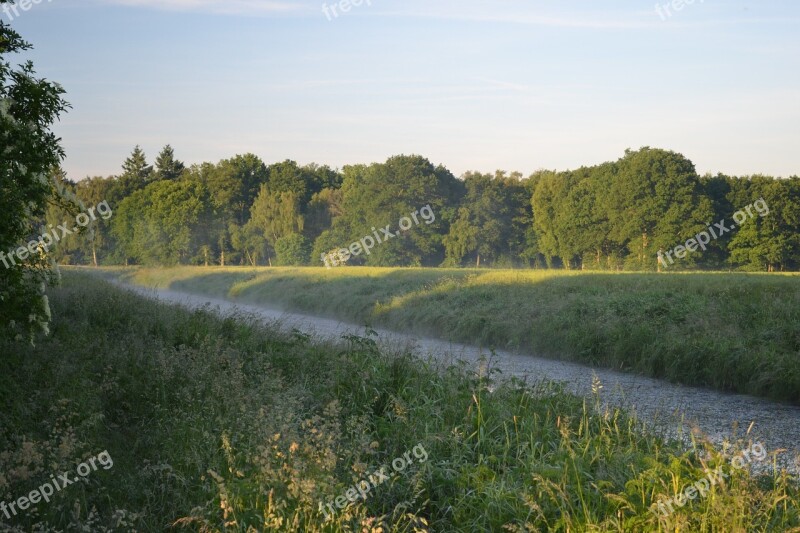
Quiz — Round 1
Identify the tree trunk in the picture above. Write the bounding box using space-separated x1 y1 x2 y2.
642 232 648 267
92 242 98 267
476 254 480 268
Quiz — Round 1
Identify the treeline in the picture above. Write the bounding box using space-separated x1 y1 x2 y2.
50 146 800 271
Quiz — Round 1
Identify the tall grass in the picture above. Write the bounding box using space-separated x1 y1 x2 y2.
114 266 800 404
0 272 797 531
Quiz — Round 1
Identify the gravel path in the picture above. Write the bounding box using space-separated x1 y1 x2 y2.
119 283 800 473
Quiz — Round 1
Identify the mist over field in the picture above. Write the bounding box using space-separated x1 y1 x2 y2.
2 1 800 531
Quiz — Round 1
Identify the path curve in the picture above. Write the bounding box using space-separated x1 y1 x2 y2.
118 282 800 473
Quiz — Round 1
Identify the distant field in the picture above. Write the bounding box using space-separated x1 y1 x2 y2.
104 266 800 404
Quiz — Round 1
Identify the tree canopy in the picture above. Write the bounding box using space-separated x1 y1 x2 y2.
42 145 800 273
1 6 71 341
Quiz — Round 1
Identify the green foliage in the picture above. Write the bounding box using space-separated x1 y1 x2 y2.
248 186 304 246
200 153 269 226
118 145 153 192
154 144 185 181
266 160 342 207
728 178 800 271
112 180 211 265
0 8 70 341
305 187 343 244
49 147 800 271
274 233 311 266
323 155 462 267
3 272 798 530
533 149 715 270
443 207 478 266
229 221 266 266
444 171 531 267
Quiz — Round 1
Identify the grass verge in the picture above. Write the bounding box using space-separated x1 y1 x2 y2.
0 271 797 531
109 266 800 404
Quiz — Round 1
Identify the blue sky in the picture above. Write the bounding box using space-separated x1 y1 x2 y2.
6 0 800 179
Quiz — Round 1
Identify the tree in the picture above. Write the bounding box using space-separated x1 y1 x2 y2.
266 160 343 208
442 207 478 266
555 166 616 270
274 234 311 266
154 144 185 181
108 145 153 209
120 145 153 189
186 154 269 265
74 176 117 266
604 148 713 270
531 170 568 268
0 7 71 341
248 186 304 249
43 171 83 265
325 155 461 266
229 222 266 266
698 173 735 268
729 178 800 271
206 154 270 226
112 180 210 265
444 171 531 267
305 187 343 244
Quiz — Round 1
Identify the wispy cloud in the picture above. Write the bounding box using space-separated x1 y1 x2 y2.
99 0 800 27
377 1 800 30
371 1 657 30
401 11 655 30
106 0 303 15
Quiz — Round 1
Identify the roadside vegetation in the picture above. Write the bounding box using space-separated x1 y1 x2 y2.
111 266 800 405
4 272 792 531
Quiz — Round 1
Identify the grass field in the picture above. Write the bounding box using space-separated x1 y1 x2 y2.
1 271 799 531
107 266 800 404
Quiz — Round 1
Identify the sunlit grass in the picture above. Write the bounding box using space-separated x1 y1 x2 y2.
102 266 800 404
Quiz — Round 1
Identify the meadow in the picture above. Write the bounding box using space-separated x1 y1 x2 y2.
1 271 798 531
109 266 800 404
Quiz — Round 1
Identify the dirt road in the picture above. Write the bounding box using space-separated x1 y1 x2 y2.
119 282 800 473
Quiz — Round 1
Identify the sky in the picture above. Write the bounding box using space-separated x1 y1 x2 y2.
5 0 800 180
